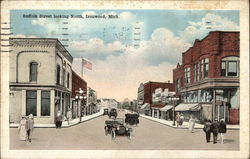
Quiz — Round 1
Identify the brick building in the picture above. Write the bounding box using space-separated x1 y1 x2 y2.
71 71 87 118
137 81 175 116
173 31 239 124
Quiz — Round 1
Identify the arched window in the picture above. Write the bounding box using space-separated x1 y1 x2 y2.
30 62 38 82
56 65 61 85
67 73 70 88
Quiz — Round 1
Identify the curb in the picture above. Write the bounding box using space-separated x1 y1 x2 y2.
10 113 102 128
140 115 240 130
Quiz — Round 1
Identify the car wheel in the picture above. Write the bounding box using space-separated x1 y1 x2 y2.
105 128 108 136
111 130 116 140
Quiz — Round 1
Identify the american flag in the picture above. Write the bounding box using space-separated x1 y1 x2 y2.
82 58 92 70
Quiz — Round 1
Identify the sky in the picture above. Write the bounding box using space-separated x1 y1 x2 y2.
11 10 239 101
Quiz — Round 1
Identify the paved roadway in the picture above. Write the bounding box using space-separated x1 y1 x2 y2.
10 110 239 150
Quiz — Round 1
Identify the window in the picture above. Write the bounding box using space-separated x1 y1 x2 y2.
194 64 197 82
176 79 180 92
67 73 70 88
228 61 237 76
26 90 37 116
200 60 204 79
197 63 200 81
41 91 50 116
221 61 226 76
204 58 209 78
30 62 38 82
221 56 239 77
56 65 61 85
184 67 190 84
62 69 65 86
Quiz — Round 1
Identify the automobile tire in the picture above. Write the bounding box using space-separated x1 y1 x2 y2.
111 130 116 140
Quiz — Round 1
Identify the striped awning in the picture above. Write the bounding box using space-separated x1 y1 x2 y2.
160 105 173 111
175 103 200 111
140 103 150 110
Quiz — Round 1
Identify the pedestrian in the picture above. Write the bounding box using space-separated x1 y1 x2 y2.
175 112 181 127
211 118 220 144
55 111 63 129
189 115 196 133
180 113 184 126
219 119 227 144
66 108 72 125
18 116 28 141
203 119 212 143
27 114 34 142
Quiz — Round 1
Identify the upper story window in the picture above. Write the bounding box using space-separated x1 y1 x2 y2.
67 73 70 88
184 67 190 84
221 56 239 77
204 58 209 78
30 62 38 82
56 65 61 85
62 68 65 86
176 78 180 92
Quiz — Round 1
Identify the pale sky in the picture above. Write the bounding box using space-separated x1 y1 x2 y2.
11 10 239 101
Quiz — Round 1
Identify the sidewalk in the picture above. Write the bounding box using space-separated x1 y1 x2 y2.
140 114 240 130
10 111 103 128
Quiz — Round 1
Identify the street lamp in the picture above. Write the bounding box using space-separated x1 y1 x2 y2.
168 95 180 126
75 88 86 122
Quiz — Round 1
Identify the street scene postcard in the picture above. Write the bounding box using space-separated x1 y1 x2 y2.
0 0 249 159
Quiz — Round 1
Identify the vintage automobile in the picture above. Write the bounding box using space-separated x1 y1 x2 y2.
109 108 117 119
103 108 109 116
104 118 133 140
125 113 140 126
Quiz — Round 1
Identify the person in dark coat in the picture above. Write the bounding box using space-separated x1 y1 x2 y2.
211 118 220 144
219 119 227 144
203 119 212 143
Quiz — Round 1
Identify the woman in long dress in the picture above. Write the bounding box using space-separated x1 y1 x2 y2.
189 115 196 133
18 116 28 141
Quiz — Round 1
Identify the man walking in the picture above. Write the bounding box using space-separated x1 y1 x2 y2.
219 119 227 144
26 114 34 142
203 119 212 143
211 118 220 144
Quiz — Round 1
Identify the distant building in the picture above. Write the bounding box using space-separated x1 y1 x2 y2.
137 81 175 116
9 38 73 124
71 71 87 118
173 31 239 124
98 98 118 110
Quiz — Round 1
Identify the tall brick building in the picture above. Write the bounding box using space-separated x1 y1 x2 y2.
71 71 87 118
173 31 239 124
137 81 175 116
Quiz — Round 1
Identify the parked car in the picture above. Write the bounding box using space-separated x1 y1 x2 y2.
103 108 109 116
109 108 117 119
104 118 133 140
125 113 139 126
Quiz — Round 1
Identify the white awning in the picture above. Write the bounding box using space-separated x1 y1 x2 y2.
160 105 173 111
175 103 200 111
140 103 150 110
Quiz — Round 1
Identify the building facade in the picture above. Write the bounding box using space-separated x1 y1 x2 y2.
137 81 175 116
71 71 87 118
173 31 239 124
98 98 118 110
87 87 98 114
9 38 73 124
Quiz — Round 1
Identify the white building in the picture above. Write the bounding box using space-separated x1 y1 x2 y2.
98 98 118 110
9 38 73 124
151 88 175 119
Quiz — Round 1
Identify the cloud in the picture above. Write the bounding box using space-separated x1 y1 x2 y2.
180 13 239 43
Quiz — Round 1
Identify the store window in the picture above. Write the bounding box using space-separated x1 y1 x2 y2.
26 90 37 116
221 56 239 77
41 91 50 116
30 62 38 82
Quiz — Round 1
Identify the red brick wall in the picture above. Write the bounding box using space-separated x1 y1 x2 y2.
143 82 175 105
173 31 239 86
72 71 87 97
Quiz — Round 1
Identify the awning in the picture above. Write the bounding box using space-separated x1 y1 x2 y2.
140 103 150 110
160 105 173 111
175 103 200 111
